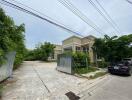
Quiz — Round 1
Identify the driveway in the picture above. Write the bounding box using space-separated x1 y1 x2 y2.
3 61 131 100
1 61 107 100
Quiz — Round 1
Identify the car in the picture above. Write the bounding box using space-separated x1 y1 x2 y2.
122 58 132 65
108 62 132 76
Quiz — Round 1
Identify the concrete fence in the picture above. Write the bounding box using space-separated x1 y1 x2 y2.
0 52 16 82
57 54 74 74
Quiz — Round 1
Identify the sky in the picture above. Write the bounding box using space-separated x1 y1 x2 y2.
0 0 132 49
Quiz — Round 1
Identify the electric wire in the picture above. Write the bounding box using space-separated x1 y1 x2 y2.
0 0 84 37
10 0 86 37
95 0 122 35
88 0 119 36
57 0 105 36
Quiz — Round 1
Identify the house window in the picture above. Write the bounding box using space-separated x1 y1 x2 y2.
76 47 81 52
83 47 89 53
64 47 72 52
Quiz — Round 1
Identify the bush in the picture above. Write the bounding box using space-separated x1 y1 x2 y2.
25 42 55 61
0 8 26 68
75 67 98 74
72 52 90 68
97 61 108 68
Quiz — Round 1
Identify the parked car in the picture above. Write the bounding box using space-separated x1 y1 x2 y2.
108 62 132 76
122 58 132 65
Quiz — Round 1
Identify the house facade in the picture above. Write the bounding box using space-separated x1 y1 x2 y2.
62 35 96 63
52 35 96 63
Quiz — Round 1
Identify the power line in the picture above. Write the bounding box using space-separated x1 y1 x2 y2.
94 0 122 35
57 0 105 36
87 0 119 36
10 0 65 26
95 0 120 28
0 0 84 37
9 0 85 37
126 0 132 4
62 0 105 36
0 0 104 47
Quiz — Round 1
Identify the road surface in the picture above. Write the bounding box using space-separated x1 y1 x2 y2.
2 61 104 100
80 73 132 100
1 61 132 100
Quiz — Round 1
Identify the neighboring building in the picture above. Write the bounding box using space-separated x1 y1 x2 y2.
53 45 62 60
62 35 96 63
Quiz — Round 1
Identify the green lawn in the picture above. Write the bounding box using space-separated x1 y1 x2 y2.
74 67 99 74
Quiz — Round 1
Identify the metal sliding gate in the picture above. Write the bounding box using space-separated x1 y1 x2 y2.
57 54 73 74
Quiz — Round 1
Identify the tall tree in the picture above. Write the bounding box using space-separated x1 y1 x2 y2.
0 8 26 68
93 34 132 63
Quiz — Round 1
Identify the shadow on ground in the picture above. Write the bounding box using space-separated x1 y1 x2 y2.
110 73 130 77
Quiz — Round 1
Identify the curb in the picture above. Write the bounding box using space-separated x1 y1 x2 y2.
74 71 108 80
77 74 109 98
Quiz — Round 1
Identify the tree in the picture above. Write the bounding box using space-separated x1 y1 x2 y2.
93 34 132 63
25 42 55 61
0 8 26 68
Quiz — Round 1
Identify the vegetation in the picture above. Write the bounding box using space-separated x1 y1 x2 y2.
74 67 98 74
25 42 55 61
63 51 90 68
63 52 93 74
93 34 132 64
97 60 109 68
72 52 90 68
89 72 107 79
0 8 26 69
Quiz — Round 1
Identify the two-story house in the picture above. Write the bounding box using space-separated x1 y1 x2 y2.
62 35 96 63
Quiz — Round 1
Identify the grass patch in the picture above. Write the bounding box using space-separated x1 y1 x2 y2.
89 72 107 79
75 67 99 74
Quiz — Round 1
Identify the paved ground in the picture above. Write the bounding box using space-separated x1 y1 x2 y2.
1 61 107 100
80 74 132 100
2 61 132 100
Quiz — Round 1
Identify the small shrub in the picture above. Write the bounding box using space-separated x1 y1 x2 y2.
74 67 98 74
97 61 108 68
72 52 90 68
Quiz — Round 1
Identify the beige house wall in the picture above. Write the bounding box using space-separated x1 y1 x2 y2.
62 35 96 63
63 36 81 46
81 37 95 63
62 36 81 52
52 35 96 63
88 42 95 63
54 45 62 60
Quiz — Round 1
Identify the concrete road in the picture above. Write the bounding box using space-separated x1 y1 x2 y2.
80 74 132 100
2 61 107 100
2 61 131 100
